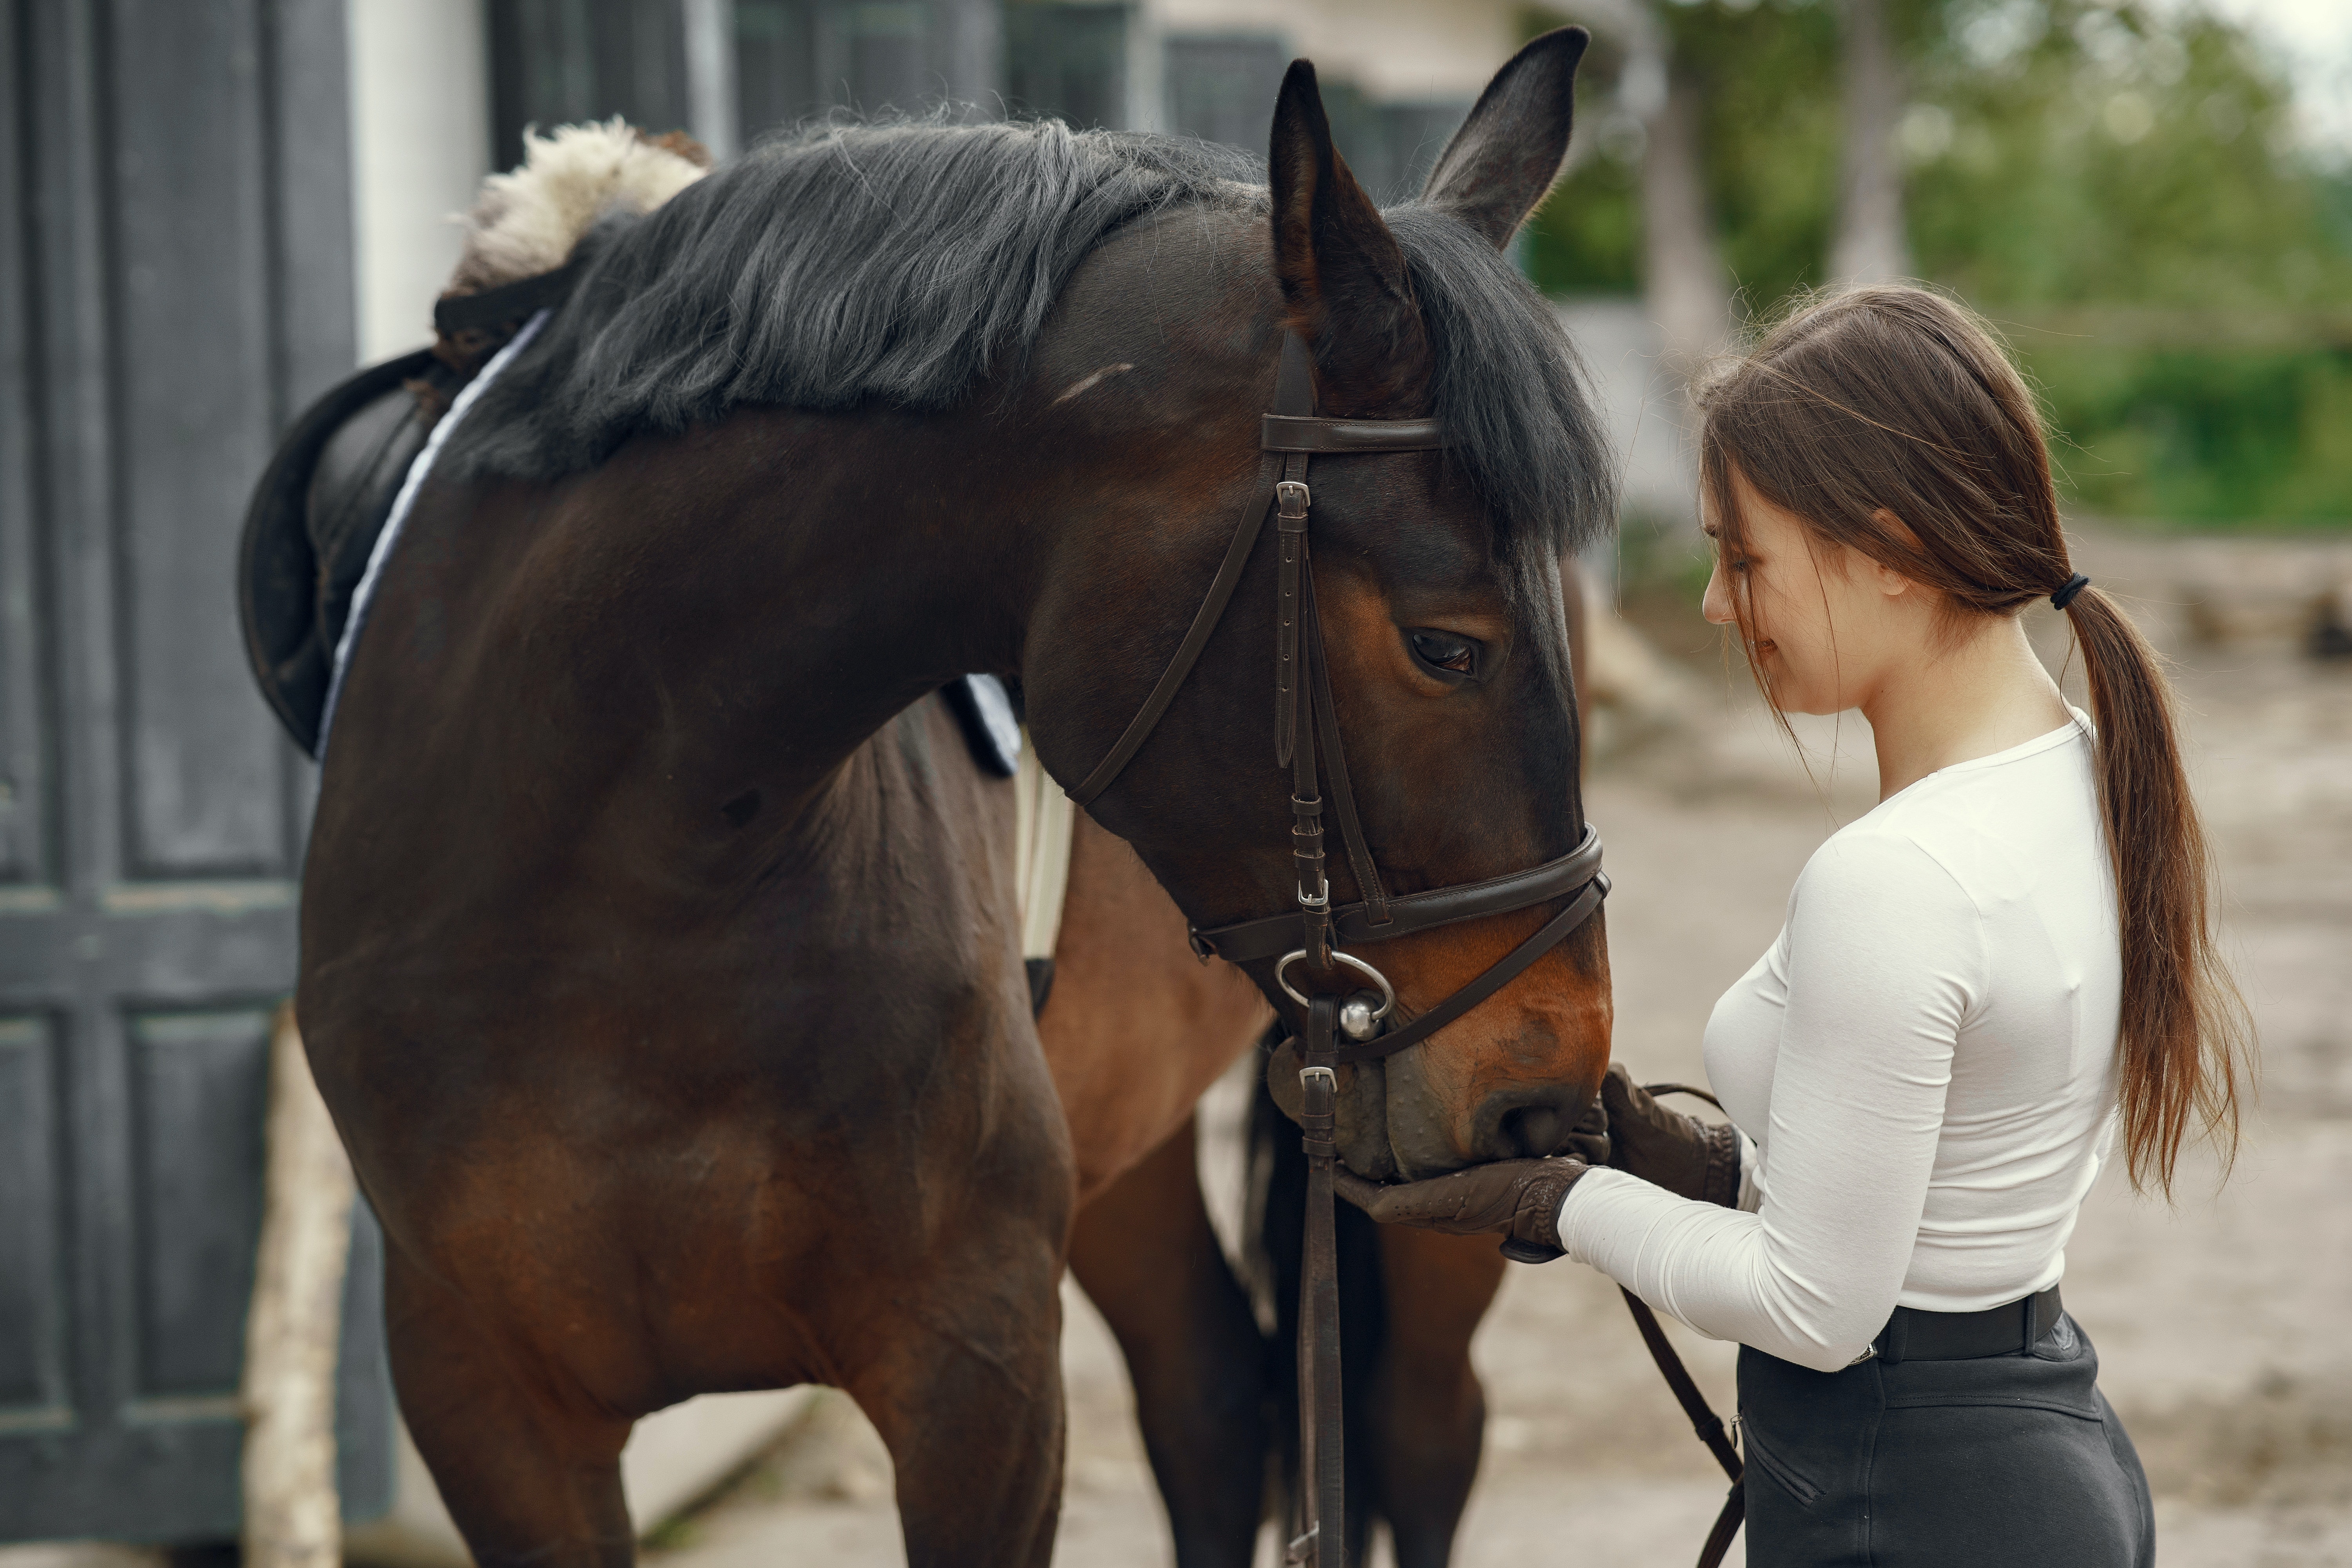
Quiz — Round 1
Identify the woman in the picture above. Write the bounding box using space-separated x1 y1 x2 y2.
1338 285 2250 1565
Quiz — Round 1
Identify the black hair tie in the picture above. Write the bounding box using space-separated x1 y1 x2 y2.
2051 573 2091 611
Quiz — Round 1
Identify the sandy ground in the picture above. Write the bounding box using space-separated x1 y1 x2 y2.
647 528 2352 1567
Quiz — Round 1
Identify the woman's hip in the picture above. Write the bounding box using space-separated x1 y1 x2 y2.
1735 1309 2154 1568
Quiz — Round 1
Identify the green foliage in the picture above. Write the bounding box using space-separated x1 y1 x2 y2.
640 1515 704 1552
2030 344 2352 525
1517 13 1642 294
1906 3 2352 309
2322 169 2352 257
1524 145 1644 294
1668 0 1845 309
1520 0 2352 523
1906 2 2352 522
1520 0 1849 303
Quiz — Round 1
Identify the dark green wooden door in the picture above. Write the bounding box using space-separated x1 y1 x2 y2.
0 0 390 1541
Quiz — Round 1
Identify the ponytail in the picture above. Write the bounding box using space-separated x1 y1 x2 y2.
1697 285 2252 1196
2062 584 2250 1193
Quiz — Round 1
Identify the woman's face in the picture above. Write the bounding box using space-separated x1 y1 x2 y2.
1700 466 1911 717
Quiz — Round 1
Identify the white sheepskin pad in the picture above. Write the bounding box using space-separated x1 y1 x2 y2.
448 118 708 295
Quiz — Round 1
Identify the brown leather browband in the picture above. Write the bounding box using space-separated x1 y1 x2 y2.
1260 414 1447 453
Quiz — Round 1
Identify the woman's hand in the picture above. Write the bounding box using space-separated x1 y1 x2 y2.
1332 1158 1588 1254
1600 1064 1742 1207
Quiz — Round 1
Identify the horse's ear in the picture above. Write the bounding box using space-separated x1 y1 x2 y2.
1270 60 1429 415
1421 26 1590 250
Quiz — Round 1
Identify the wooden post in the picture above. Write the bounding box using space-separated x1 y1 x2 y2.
241 1000 357 1568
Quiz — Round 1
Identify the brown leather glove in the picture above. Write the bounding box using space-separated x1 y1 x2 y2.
1600 1064 1742 1207
1331 1158 1588 1254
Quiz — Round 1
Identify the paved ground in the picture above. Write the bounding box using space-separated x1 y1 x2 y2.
649 528 2352 1566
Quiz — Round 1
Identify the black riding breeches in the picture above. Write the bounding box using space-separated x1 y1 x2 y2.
1736 1313 2155 1567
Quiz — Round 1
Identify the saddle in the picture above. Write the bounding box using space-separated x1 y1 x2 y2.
241 119 714 760
237 349 455 758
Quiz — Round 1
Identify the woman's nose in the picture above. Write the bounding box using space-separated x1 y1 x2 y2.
1701 558 1735 625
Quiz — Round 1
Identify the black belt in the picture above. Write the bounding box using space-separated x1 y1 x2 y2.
1871 1285 2064 1364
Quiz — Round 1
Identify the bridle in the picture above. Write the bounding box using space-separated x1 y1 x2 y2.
1065 329 1611 1056
1066 329 1611 1567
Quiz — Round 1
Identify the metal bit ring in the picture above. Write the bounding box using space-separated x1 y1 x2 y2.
1274 949 1396 1021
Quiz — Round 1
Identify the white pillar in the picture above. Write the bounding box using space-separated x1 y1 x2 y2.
1125 2 1166 133
682 0 740 162
347 0 491 363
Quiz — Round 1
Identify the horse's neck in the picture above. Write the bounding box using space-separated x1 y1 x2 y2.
598 325 1259 829
646 408 1037 806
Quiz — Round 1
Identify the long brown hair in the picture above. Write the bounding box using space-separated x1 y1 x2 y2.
1696 285 2251 1195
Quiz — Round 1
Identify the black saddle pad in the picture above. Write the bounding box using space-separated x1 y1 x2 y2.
239 348 439 757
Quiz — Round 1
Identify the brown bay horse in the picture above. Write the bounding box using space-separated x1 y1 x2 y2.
294 29 1612 1568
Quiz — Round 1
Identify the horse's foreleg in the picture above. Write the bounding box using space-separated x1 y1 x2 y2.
853 1266 1067 1568
1367 1227 1507 1568
383 1244 636 1568
1068 1112 1266 1568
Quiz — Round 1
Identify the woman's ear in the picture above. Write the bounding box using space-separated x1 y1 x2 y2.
1866 509 1923 598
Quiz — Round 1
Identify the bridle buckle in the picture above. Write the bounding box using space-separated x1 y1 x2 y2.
1274 479 1310 519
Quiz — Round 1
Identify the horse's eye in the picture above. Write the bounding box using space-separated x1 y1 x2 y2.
1407 630 1479 679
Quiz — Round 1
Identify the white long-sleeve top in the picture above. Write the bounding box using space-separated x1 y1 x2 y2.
1556 714 2122 1373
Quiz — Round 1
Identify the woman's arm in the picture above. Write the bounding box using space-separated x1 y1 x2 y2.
1555 829 1982 1371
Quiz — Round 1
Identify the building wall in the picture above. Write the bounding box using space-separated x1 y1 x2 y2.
1149 0 1521 103
348 0 492 362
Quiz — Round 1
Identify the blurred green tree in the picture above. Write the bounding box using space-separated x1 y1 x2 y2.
1907 3 2349 309
1520 0 2352 524
1903 1 2352 522
1521 0 1846 305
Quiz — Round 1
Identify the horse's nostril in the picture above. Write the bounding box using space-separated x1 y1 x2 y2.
1501 1105 1563 1159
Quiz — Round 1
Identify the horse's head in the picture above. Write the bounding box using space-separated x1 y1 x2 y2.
1021 29 1613 1182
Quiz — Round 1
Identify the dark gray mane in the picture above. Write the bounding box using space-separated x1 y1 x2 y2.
1382 202 1615 558
443 119 1256 481
444 117 1614 558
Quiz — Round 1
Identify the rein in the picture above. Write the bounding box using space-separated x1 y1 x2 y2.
1067 331 1613 1566
1623 1083 1747 1568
